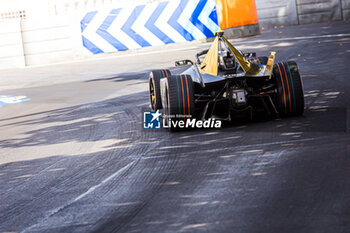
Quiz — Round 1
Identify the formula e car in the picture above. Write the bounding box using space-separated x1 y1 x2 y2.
149 31 304 129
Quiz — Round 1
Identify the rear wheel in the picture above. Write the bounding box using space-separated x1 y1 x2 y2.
273 61 304 117
163 75 195 130
149 70 171 110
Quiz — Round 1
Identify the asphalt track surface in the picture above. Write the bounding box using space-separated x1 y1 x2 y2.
0 21 349 233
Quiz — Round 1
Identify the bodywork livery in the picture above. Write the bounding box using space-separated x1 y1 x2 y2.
149 32 304 129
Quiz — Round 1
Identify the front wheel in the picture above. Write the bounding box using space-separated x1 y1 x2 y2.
273 61 304 117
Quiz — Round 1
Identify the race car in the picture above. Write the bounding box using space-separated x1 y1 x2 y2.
149 31 304 129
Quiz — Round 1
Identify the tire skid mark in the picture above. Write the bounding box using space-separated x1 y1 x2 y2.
22 160 137 233
89 104 180 232
21 102 167 232
142 136 330 159
3 101 139 231
0 120 98 223
106 138 182 233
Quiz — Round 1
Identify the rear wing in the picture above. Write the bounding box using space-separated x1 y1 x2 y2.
200 32 276 78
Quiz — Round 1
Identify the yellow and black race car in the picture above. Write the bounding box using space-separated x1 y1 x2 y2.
149 32 304 129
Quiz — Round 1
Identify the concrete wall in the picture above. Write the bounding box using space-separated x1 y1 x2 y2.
21 18 81 66
0 20 25 68
0 0 170 69
341 0 350 19
257 0 350 28
0 0 51 20
256 0 298 27
0 18 82 69
296 0 342 24
1 0 349 69
51 0 167 17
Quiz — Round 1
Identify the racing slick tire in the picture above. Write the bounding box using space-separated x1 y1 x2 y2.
273 61 304 117
162 75 195 130
149 70 171 110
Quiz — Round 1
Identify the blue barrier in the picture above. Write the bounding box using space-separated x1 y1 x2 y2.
80 0 219 54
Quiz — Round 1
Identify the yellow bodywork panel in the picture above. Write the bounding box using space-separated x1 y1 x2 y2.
199 34 272 77
223 36 266 76
200 36 219 76
264 51 276 77
222 37 252 73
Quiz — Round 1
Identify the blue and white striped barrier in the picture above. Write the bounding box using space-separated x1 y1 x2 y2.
80 0 219 54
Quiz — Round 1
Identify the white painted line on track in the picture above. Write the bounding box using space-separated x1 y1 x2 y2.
70 161 135 203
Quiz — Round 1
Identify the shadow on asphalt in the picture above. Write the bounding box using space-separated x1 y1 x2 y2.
0 87 347 150
1 31 350 231
0 84 348 232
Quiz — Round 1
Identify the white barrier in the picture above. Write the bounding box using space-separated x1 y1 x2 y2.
80 0 219 54
0 18 82 69
0 20 25 68
21 18 81 66
0 0 349 69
